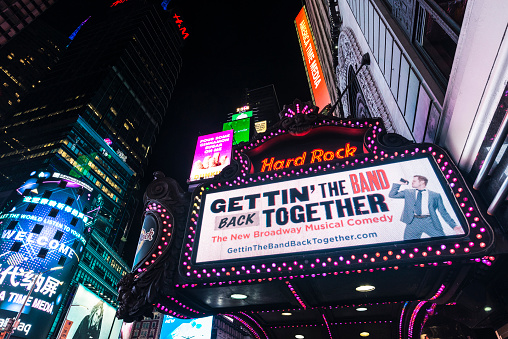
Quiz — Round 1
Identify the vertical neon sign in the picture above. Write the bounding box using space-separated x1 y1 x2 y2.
295 7 331 111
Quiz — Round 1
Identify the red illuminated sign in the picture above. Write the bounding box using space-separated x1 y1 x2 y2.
173 14 189 40
295 7 331 111
110 0 128 7
260 143 358 172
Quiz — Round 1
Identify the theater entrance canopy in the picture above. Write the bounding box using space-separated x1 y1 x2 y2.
117 101 502 338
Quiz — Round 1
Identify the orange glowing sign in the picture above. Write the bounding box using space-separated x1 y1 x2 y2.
295 7 331 111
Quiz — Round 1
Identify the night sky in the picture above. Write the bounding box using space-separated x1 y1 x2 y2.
135 0 313 263
143 0 311 187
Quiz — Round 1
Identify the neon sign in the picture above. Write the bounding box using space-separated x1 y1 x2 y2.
173 14 189 40
52 173 93 192
260 143 357 172
110 0 128 7
20 197 90 223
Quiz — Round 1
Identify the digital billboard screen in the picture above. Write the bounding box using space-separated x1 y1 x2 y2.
0 171 97 338
159 315 213 339
232 110 253 121
222 118 250 145
295 7 331 110
189 130 234 183
59 284 121 339
194 156 465 264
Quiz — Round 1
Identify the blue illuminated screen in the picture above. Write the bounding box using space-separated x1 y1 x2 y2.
159 315 213 339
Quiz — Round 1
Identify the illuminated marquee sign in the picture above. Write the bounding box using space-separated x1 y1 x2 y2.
0 171 98 339
246 125 367 173
194 156 465 263
179 118 493 283
259 143 357 172
295 7 331 110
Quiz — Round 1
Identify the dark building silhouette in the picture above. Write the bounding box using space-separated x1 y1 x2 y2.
0 0 58 46
0 19 68 119
244 84 281 125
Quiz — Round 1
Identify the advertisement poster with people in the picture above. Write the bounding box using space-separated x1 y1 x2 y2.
189 130 234 182
60 284 122 339
194 156 465 263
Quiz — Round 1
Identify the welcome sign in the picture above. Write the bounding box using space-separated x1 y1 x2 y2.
194 156 465 264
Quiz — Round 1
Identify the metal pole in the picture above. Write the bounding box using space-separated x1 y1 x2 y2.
473 109 508 189
487 174 508 215
4 271 42 339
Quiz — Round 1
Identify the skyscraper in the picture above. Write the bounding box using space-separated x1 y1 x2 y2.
0 0 184 250
244 84 281 126
0 18 67 119
0 0 186 337
0 0 58 46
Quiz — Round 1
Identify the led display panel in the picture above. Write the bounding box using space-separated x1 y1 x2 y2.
159 315 213 339
254 121 267 134
194 156 465 263
59 284 122 339
232 110 253 121
295 7 331 111
132 214 158 269
0 171 98 339
222 118 250 145
189 130 234 183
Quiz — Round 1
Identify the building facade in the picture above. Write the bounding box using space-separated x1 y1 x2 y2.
0 1 187 338
332 0 508 336
0 0 57 46
0 19 67 119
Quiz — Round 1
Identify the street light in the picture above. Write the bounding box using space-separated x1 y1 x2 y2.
3 266 64 339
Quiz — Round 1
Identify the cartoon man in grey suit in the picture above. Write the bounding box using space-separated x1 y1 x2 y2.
389 175 462 240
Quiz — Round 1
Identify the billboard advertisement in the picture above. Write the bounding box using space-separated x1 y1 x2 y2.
295 7 331 111
0 171 98 338
159 315 213 339
189 131 234 183
194 156 465 263
222 118 250 145
254 121 267 134
232 110 253 121
132 214 158 270
59 284 122 339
